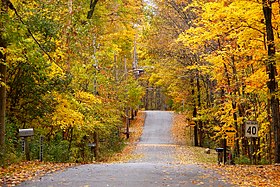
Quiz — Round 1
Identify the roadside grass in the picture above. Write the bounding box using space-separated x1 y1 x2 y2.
172 113 216 164
172 113 280 186
175 146 217 164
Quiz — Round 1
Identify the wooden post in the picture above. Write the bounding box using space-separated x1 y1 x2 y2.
125 107 130 139
93 131 99 161
223 138 227 164
24 137 30 161
40 136 43 162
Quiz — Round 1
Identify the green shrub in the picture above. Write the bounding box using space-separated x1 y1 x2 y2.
234 155 251 165
259 158 270 165
45 140 70 162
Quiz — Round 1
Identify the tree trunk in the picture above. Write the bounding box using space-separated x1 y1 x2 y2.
0 56 6 158
196 73 203 147
262 1 280 163
87 0 99 19
191 78 198 146
0 0 8 162
93 130 99 161
231 56 240 156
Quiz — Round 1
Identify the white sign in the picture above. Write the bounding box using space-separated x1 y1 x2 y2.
245 121 258 137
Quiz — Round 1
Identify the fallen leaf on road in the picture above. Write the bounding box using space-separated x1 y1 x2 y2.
0 161 79 187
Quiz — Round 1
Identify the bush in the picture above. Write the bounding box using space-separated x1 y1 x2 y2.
45 140 70 162
234 155 251 165
259 158 270 165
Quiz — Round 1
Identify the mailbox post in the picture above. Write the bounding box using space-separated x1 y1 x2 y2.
88 143 96 162
216 148 224 165
19 128 34 161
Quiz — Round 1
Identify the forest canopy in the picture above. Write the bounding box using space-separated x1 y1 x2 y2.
1 0 280 165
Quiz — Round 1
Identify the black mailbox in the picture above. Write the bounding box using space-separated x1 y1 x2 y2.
216 148 224 165
215 148 224 152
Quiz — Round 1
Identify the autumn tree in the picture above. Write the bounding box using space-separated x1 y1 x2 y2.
0 0 145 164
139 0 207 145
140 0 280 164
0 0 10 165
262 0 280 163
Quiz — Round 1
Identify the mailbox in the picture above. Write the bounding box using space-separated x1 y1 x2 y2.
19 128 34 161
215 148 224 152
88 143 96 147
19 128 34 137
216 148 224 165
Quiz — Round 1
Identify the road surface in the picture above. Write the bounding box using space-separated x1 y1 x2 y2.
18 111 233 187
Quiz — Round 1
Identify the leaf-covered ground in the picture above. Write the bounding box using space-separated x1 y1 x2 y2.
213 164 280 187
3 112 280 187
105 111 145 163
0 112 145 187
0 161 79 186
172 113 280 187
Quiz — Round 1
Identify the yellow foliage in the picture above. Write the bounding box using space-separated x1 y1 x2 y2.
51 93 84 131
245 68 268 94
52 106 84 131
75 91 102 105
46 61 64 78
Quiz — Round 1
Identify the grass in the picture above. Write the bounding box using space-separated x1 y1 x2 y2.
175 146 217 164
171 113 280 186
171 113 217 164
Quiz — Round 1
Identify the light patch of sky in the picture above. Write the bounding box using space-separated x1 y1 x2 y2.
144 0 156 8
143 0 157 15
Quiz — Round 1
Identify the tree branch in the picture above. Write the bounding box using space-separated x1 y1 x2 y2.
8 1 53 62
87 0 99 19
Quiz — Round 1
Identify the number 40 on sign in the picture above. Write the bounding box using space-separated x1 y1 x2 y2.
245 121 258 138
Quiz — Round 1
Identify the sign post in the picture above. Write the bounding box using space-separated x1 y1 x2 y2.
189 121 195 146
245 121 258 164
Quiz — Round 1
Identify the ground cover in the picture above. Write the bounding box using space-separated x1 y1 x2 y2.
172 113 280 187
0 111 145 186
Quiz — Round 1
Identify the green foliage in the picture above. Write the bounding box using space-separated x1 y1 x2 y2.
1 0 145 165
45 140 71 162
259 158 270 165
234 155 251 165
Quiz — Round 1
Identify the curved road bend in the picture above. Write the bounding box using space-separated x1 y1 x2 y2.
18 111 233 187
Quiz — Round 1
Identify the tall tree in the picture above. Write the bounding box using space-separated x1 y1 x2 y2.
262 0 280 163
0 0 8 162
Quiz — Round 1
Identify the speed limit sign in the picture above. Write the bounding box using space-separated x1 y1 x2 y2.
245 121 258 137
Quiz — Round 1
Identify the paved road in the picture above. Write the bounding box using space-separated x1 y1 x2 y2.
18 111 233 187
